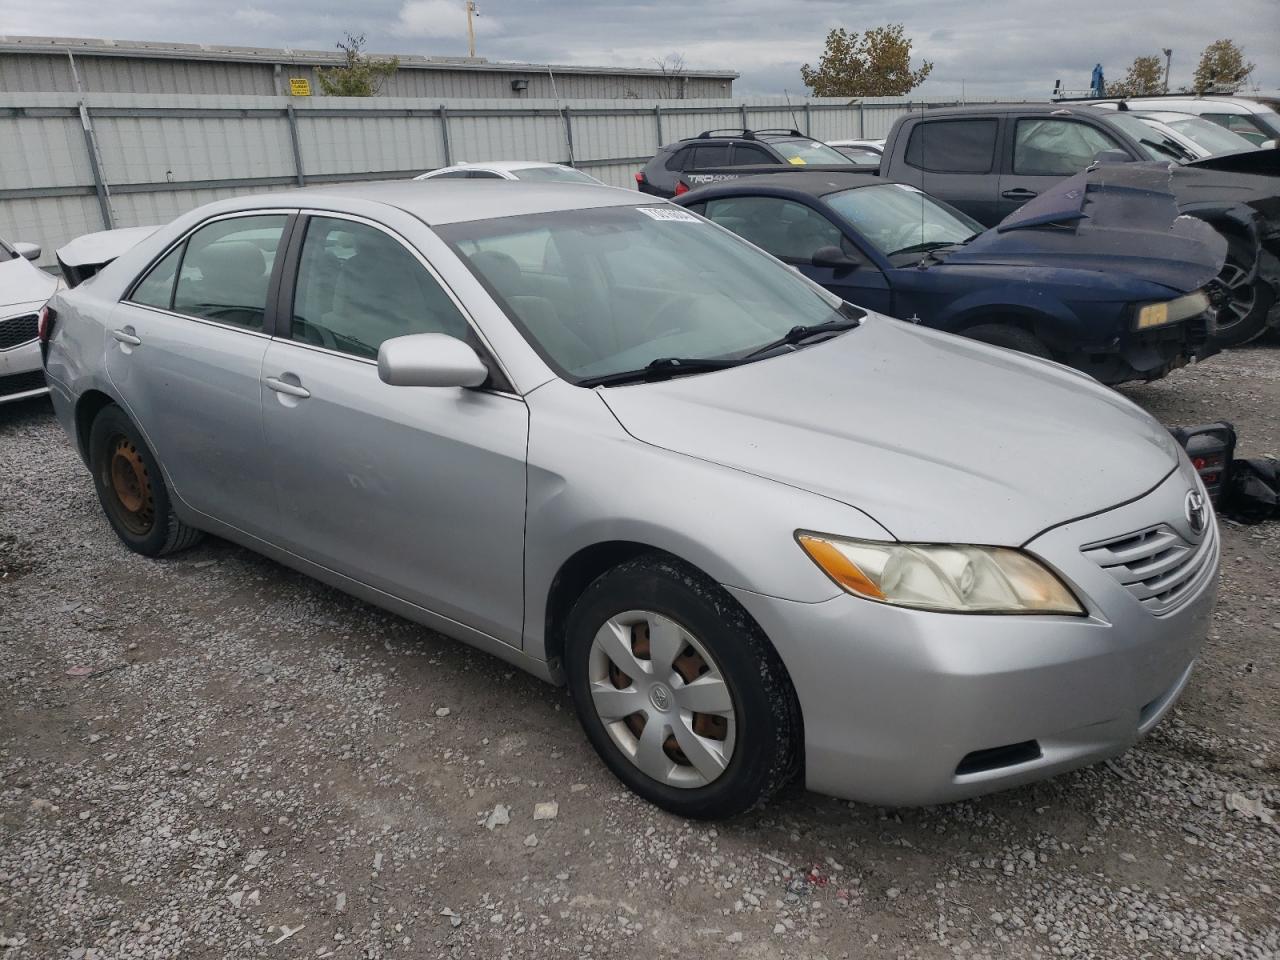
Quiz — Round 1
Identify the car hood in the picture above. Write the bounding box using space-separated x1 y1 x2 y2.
938 164 1226 292
600 317 1180 546
0 256 59 310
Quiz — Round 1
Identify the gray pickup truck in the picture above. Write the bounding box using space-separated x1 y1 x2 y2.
671 103 1280 345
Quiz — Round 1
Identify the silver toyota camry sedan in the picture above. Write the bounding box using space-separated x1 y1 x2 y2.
42 181 1219 818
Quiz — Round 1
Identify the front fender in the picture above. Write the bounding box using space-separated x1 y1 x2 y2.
521 380 893 663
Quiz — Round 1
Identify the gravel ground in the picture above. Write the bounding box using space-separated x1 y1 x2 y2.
2 346 1278 960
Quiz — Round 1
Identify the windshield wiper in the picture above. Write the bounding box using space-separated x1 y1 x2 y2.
887 239 964 257
740 316 861 361
579 355 742 388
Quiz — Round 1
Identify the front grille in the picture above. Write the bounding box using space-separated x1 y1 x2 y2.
0 370 48 398
0 313 39 350
1082 520 1216 616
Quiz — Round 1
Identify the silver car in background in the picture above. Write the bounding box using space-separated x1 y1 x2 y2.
42 182 1219 818
1 234 58 403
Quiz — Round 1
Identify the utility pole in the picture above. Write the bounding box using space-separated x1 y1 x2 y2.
1162 48 1172 93
466 1 478 58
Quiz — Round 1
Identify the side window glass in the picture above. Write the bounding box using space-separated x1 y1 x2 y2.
732 144 775 165
129 244 184 310
172 215 287 330
1202 113 1269 145
292 217 469 359
429 170 472 179
469 170 505 179
665 148 691 171
1013 119 1121 176
904 119 998 173
703 197 845 263
691 144 731 168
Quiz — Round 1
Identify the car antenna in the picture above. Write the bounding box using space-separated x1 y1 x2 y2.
783 88 803 137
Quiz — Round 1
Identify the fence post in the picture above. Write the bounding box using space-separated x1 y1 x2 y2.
285 104 306 186
739 102 748 130
857 101 865 138
78 104 113 230
654 104 664 147
439 105 453 166
803 101 811 136
562 106 576 167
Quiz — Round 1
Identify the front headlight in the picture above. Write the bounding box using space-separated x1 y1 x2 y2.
797 533 1085 615
1134 290 1210 330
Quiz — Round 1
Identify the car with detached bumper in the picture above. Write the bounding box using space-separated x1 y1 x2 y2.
677 169 1222 384
1 234 59 403
43 181 1218 817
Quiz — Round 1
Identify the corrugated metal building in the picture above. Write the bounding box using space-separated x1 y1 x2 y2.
0 36 737 99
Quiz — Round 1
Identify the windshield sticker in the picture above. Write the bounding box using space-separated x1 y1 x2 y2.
637 207 701 222
787 156 807 165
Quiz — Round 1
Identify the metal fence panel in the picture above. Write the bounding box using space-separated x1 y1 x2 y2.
1 92 972 266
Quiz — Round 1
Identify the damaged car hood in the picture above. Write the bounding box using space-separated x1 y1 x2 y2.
939 164 1227 292
600 316 1181 546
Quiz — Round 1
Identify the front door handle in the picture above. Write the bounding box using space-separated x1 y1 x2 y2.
1001 188 1037 200
111 328 142 346
265 376 311 399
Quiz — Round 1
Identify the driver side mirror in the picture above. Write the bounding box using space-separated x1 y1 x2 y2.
1092 149 1133 165
13 241 41 261
810 245 860 272
377 333 489 388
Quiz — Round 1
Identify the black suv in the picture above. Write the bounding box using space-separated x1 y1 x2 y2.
635 128 855 198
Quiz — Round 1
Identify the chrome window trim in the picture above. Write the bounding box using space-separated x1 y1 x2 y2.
290 208 517 390
120 208 297 317
122 302 274 339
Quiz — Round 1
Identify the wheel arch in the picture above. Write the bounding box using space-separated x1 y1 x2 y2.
74 388 118 461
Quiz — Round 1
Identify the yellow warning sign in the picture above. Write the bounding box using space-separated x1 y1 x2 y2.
289 78 312 96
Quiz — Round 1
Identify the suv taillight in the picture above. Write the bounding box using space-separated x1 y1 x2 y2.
674 180 689 196
38 304 56 343
634 171 646 185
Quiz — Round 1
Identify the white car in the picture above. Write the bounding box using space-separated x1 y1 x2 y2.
1131 111 1261 159
825 139 885 165
1092 96 1280 147
1 235 59 403
415 161 604 185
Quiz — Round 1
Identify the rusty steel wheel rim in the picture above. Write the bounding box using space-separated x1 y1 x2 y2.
107 436 155 535
587 610 736 789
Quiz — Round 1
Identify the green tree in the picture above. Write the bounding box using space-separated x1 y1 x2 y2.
1108 55 1165 97
800 24 933 98
316 33 400 97
1192 39 1253 94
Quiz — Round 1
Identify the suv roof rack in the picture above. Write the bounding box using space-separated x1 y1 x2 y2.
692 127 806 141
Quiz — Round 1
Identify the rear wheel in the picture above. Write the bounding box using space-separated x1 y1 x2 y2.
964 323 1053 360
564 555 800 819
88 405 202 557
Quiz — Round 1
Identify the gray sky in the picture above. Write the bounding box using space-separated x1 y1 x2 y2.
5 0 1278 98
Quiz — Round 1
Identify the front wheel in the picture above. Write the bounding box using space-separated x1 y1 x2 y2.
564 555 801 819
88 405 202 557
1213 255 1274 346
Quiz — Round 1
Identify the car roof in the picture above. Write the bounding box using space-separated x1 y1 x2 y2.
684 171 886 200
1093 96 1270 114
916 103 1117 118
223 180 646 226
1133 111 1203 124
446 160 569 173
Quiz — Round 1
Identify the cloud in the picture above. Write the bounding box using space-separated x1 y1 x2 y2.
1 0 1276 97
395 0 502 41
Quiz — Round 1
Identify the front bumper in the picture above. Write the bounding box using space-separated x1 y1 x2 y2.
1058 308 1218 385
730 468 1219 807
0 337 47 404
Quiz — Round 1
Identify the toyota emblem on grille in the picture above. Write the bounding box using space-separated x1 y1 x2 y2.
1185 490 1208 537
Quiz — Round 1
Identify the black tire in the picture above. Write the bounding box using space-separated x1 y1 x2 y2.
564 554 801 819
88 405 202 557
1213 253 1274 347
964 323 1053 360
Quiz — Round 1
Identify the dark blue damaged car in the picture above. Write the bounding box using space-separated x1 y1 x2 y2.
676 165 1227 384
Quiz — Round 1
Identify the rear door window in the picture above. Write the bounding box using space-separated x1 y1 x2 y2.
1012 119 1122 176
1200 112 1271 145
903 119 998 173
690 144 731 168
171 215 287 331
731 144 776 165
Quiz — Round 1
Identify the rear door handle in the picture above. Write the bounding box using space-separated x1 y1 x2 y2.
265 376 311 399
1001 188 1037 200
111 328 141 346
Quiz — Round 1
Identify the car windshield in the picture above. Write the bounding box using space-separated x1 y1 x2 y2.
513 166 599 184
768 138 854 166
834 146 882 165
439 205 851 383
1100 113 1187 161
1166 116 1258 155
824 184 982 259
